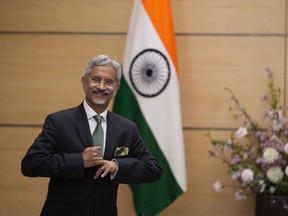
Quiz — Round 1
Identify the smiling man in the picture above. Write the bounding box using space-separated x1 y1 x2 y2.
21 55 163 216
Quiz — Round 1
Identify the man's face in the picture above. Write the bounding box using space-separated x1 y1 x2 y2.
81 66 119 111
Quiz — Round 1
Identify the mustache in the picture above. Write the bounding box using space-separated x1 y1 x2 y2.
92 89 110 95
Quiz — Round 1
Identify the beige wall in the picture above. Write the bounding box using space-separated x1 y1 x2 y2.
0 0 286 215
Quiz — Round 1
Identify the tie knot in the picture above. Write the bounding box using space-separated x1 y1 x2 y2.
94 115 102 124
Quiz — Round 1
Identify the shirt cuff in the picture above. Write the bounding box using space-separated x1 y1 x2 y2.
110 159 119 180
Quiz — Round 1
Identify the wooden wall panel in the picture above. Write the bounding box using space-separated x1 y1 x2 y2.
117 185 135 215
286 40 288 110
178 36 285 128
0 0 132 32
0 34 284 127
0 127 48 216
0 0 286 216
0 34 125 125
0 0 284 34
172 0 285 34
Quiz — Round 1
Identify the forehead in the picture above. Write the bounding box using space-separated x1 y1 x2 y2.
90 66 117 79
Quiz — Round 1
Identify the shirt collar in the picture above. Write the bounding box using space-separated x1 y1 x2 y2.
83 100 108 122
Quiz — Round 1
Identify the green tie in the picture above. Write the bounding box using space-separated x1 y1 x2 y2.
92 115 104 156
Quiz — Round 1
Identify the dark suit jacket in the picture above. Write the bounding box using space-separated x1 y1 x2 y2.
21 103 162 216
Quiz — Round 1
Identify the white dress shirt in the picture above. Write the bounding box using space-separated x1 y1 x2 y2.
83 100 118 179
83 100 108 153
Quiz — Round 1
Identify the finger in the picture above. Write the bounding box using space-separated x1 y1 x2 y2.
83 147 91 153
94 168 102 179
91 146 101 152
93 158 103 166
101 167 109 178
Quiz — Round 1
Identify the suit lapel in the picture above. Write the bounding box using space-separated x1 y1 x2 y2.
73 105 119 156
103 112 118 159
74 103 93 149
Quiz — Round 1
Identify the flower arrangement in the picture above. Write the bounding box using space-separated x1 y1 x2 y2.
208 68 288 200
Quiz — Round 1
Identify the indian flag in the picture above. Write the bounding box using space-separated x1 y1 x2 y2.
113 0 187 215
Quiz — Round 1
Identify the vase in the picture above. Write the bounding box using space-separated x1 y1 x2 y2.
255 194 288 216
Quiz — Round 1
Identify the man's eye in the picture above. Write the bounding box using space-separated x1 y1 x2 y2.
105 80 114 85
92 78 101 82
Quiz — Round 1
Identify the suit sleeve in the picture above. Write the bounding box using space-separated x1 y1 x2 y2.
21 115 84 179
113 125 163 184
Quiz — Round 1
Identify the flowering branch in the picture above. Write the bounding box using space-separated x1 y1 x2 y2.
208 69 288 200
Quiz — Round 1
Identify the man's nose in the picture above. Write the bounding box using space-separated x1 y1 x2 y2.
97 80 106 89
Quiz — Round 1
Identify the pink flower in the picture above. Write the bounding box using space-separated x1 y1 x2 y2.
241 168 254 183
284 143 288 154
229 155 241 165
236 127 248 138
267 110 287 131
231 171 241 180
235 190 247 200
213 181 223 192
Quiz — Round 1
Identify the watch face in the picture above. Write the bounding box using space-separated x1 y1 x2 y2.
129 49 171 97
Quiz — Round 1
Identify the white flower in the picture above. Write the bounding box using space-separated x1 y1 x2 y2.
284 143 288 154
236 127 248 138
226 139 232 145
263 148 279 164
269 186 276 194
266 167 284 183
258 180 266 193
285 166 288 177
213 181 223 192
241 168 254 183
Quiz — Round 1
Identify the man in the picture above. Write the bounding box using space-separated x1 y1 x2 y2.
21 55 163 216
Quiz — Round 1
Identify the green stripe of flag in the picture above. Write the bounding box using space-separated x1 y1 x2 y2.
113 77 183 216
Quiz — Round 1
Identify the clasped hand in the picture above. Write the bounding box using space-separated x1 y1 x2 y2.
82 147 117 179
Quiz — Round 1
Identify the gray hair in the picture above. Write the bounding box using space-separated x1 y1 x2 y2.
84 55 122 82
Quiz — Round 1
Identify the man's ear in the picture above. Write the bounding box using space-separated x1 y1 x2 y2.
81 76 86 90
114 83 120 96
